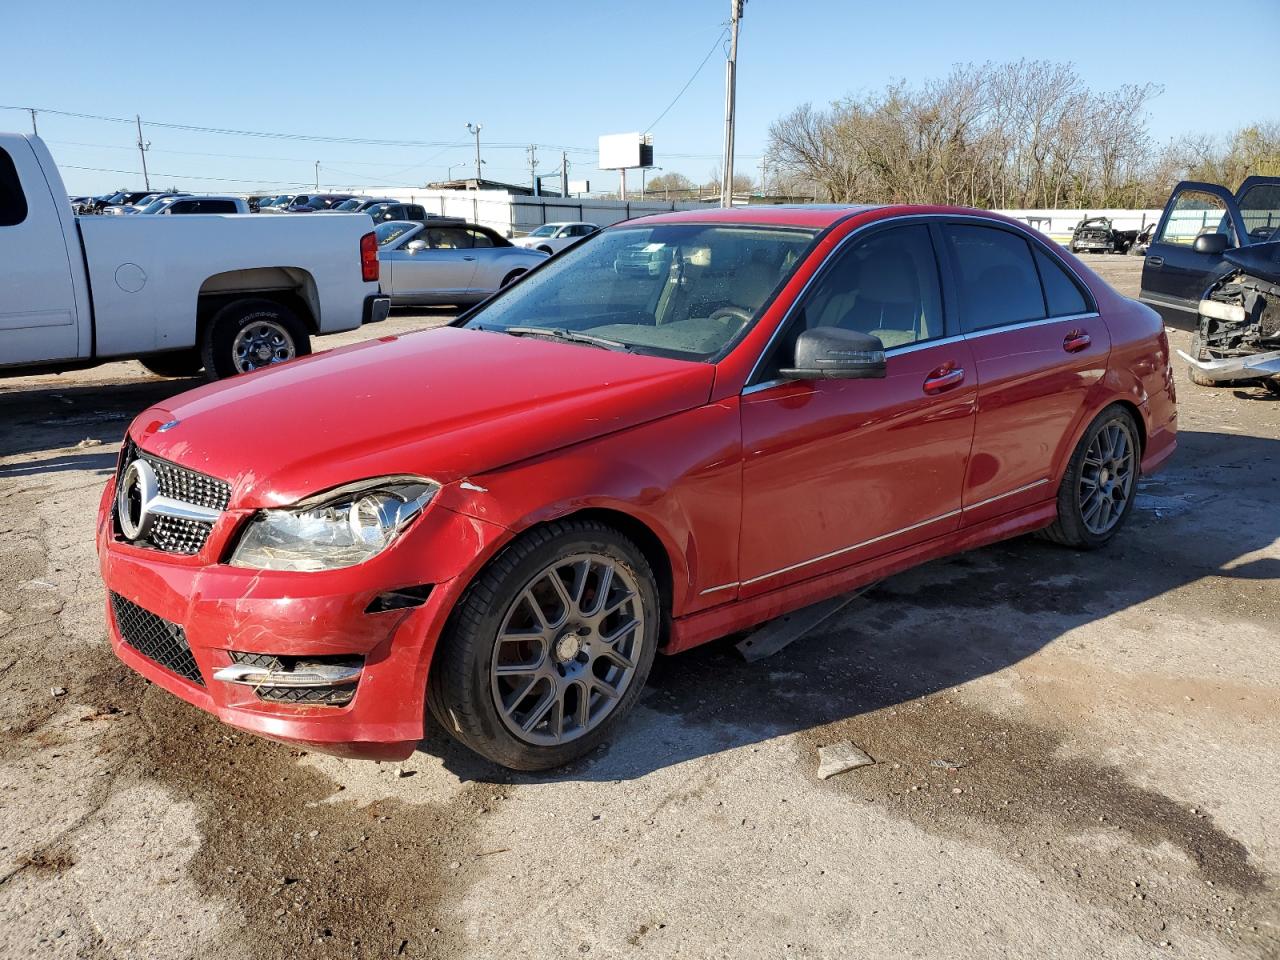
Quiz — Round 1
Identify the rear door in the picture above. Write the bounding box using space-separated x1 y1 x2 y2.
1140 181 1247 325
0 139 85 366
940 221 1111 524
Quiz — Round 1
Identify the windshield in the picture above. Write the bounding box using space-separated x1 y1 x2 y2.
464 223 817 360
528 225 558 237
375 221 418 247
333 198 363 210
138 198 171 214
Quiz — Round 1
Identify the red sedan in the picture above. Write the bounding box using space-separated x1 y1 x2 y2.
97 205 1177 770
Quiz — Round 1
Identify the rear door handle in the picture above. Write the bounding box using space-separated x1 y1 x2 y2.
923 362 965 394
1146 255 1164 268
1064 331 1091 353
463 256 477 261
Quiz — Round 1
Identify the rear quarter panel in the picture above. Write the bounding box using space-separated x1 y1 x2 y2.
78 213 381 356
1055 255 1177 477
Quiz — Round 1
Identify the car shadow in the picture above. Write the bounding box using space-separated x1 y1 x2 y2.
0 451 119 478
1231 385 1280 402
422 428 1280 784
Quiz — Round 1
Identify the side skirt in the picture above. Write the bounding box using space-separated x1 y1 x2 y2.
664 500 1058 655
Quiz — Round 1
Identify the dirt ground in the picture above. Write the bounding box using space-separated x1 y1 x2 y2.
1 260 1277 960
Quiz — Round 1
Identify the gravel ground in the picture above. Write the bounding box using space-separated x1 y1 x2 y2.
1 259 1277 959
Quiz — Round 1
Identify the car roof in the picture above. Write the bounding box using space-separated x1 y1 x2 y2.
626 203 1051 232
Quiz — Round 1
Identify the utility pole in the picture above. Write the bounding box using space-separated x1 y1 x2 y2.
466 122 483 182
561 151 569 198
527 144 539 196
620 169 627 202
135 115 151 191
720 0 744 208
28 108 37 136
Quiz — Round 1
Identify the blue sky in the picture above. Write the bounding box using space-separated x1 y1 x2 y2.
3 0 1277 195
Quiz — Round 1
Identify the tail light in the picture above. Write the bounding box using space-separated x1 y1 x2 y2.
360 232 379 283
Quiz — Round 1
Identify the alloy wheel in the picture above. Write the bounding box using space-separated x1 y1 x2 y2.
489 553 645 746
1078 420 1136 535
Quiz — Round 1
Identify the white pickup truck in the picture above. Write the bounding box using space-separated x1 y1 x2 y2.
0 133 390 379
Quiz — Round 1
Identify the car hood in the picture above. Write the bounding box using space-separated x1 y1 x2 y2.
132 326 715 508
1224 240 1280 286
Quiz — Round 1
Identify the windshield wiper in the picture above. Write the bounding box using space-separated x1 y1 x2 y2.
502 326 631 352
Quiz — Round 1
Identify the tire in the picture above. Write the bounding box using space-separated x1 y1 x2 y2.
1263 379 1280 397
139 349 203 378
500 269 527 288
200 298 310 380
1186 331 1220 387
1040 404 1141 550
428 519 660 771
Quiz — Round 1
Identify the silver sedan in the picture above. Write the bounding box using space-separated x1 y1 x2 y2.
376 221 547 306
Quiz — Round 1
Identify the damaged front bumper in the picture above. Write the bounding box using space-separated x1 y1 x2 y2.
1176 347 1280 383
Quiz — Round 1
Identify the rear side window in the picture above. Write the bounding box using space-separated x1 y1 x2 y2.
1033 247 1089 317
199 200 238 213
468 228 495 248
405 204 426 220
0 148 29 226
943 224 1045 332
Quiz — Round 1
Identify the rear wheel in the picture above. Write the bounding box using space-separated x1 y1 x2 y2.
1040 405 1140 550
500 269 527 288
428 519 659 771
1263 379 1280 397
200 298 310 380
139 350 203 378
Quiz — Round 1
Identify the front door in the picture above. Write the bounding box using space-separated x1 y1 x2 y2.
385 226 478 303
738 222 976 598
1140 181 1247 326
0 138 84 366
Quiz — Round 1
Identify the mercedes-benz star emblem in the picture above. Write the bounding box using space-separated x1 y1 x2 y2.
116 459 159 541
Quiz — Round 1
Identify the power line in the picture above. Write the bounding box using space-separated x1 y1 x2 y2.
646 26 730 133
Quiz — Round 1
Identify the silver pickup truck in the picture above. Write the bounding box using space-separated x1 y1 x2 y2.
0 133 390 379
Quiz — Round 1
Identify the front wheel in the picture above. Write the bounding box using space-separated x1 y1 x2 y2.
200 298 310 380
428 519 660 771
1186 331 1221 387
1040 405 1140 550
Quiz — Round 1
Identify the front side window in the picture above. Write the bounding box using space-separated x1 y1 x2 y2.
426 227 473 250
1157 189 1237 247
0 148 25 226
464 223 816 361
943 224 1046 332
405 205 426 220
799 224 943 349
1237 182 1280 244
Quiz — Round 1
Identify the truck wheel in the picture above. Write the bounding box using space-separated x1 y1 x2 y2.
139 350 203 378
201 298 310 379
1039 405 1139 550
1186 332 1220 387
428 519 660 771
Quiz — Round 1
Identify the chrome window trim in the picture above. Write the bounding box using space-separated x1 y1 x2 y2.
741 211 1097 391
962 311 1100 341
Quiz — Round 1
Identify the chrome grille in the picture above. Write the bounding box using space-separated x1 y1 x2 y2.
115 441 230 555
110 592 204 685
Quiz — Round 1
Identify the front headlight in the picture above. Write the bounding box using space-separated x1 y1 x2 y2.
229 476 439 572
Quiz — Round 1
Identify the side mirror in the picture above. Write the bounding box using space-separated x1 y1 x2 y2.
405 239 429 254
780 327 887 380
1193 233 1229 256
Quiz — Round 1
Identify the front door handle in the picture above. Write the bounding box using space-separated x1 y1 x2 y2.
923 362 965 394
1063 331 1091 353
1146 255 1164 268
